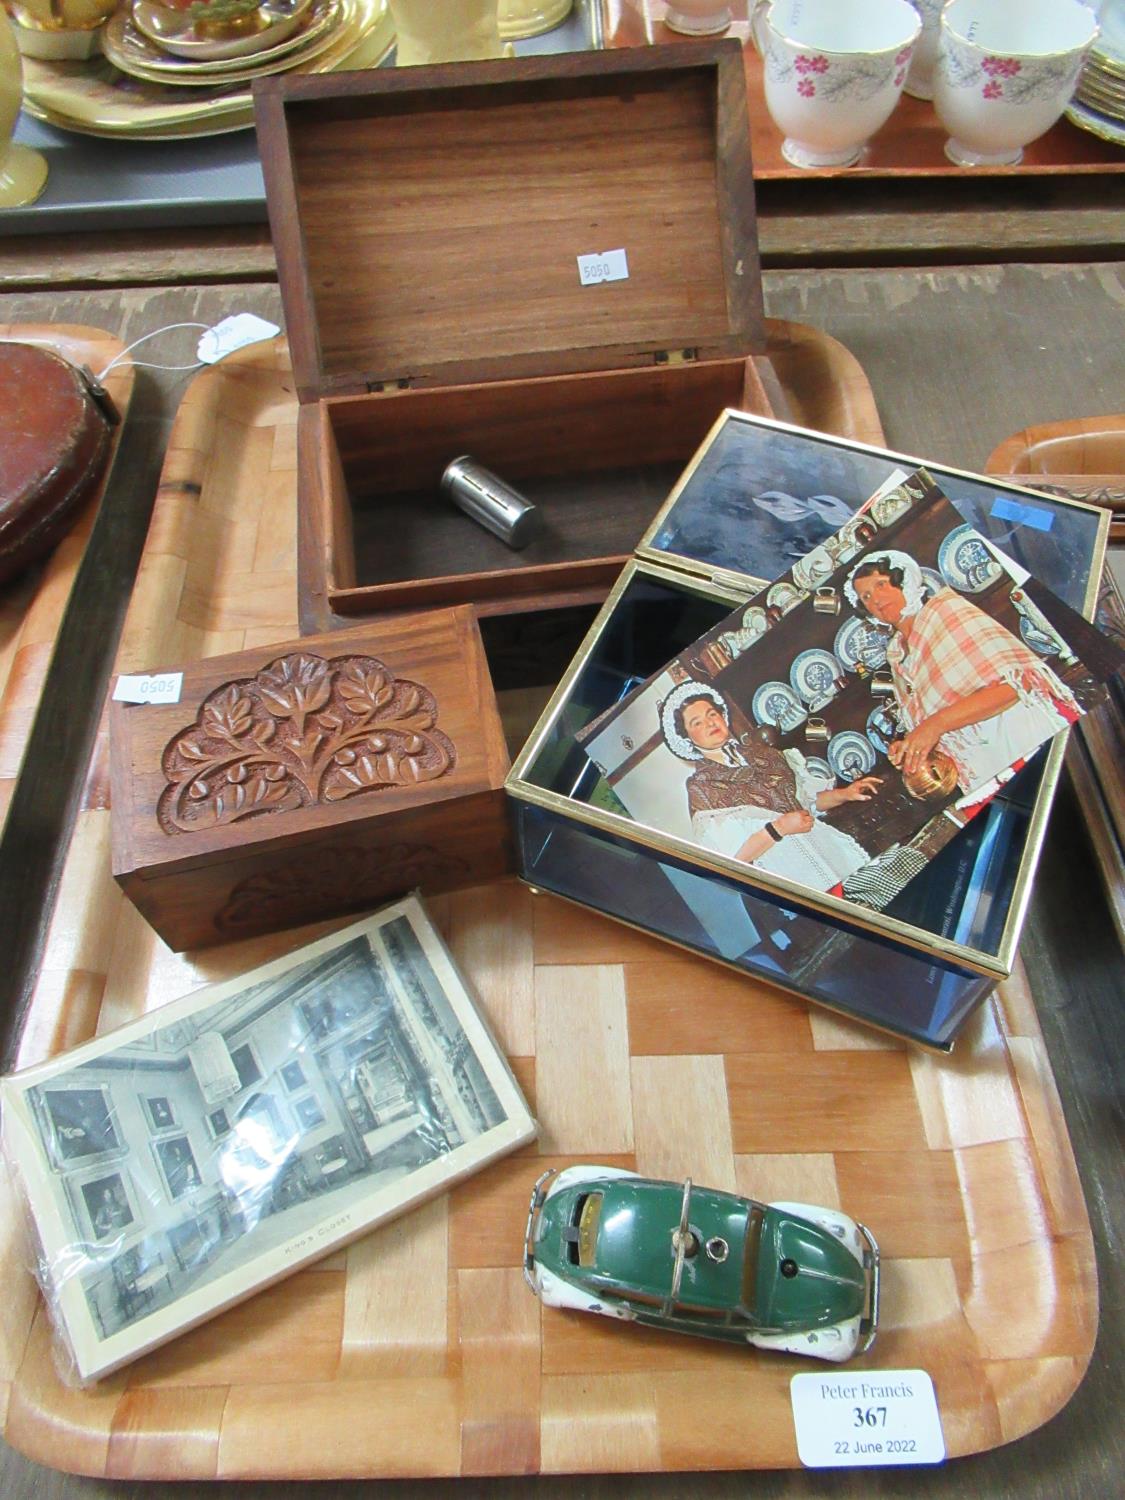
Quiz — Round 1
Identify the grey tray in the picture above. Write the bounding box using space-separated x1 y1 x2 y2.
2 0 604 236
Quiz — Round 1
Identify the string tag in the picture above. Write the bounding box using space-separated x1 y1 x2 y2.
197 314 281 365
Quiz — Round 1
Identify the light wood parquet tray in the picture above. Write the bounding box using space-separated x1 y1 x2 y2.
0 326 134 835
0 332 1096 1478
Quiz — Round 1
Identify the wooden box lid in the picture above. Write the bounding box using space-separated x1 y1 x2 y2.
254 43 764 404
110 611 507 880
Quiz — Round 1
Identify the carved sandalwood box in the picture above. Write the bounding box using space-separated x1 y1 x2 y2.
252 43 772 633
110 613 509 951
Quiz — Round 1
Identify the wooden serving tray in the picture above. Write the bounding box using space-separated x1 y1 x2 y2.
604 6 1125 178
0 334 1096 1478
0 325 134 836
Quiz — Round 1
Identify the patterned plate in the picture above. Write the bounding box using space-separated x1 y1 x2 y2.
938 524 1004 593
751 681 807 733
921 566 945 601
718 605 768 660
1019 616 1059 656
833 615 888 673
866 705 899 756
1065 97 1125 144
765 580 809 617
802 756 835 785
789 648 842 706
827 730 877 783
791 545 835 593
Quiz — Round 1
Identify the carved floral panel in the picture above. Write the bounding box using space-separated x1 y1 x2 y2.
158 652 456 835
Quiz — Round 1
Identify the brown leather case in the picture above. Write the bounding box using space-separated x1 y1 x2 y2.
0 342 117 584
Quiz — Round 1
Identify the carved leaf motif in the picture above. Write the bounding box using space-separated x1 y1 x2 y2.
202 687 254 742
257 653 332 723
337 661 393 714
158 650 457 835
321 728 455 802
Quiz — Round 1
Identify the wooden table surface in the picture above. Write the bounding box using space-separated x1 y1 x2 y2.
0 264 1121 1495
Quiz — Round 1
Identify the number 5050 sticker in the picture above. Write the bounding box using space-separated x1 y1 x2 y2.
790 1369 945 1467
577 248 629 286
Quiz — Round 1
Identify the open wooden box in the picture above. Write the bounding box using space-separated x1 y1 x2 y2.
253 43 775 633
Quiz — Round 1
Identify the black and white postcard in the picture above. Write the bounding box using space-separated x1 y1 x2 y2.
1 895 535 1382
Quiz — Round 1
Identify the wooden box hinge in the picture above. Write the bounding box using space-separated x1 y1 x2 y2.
366 376 414 393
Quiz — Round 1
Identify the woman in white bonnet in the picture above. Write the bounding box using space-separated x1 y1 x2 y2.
847 551 1079 794
662 682 880 893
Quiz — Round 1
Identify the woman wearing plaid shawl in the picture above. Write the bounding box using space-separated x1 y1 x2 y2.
848 553 1079 796
660 682 880 892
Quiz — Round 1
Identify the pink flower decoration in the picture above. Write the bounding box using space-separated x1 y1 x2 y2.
810 55 828 73
798 78 816 97
983 56 1021 77
895 68 906 88
982 80 1002 99
894 47 913 67
796 53 828 74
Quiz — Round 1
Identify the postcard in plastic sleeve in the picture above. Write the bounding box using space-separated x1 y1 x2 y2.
0 894 535 1384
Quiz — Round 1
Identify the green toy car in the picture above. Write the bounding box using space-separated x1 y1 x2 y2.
524 1165 878 1362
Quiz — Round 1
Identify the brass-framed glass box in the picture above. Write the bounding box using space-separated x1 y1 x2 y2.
506 411 1109 1050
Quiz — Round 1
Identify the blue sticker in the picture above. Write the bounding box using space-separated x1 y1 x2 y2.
990 496 1054 531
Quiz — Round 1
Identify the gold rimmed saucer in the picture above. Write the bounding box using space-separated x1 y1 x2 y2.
20 0 390 135
103 0 342 85
131 0 315 62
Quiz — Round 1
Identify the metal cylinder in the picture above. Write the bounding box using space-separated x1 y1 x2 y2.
441 456 542 550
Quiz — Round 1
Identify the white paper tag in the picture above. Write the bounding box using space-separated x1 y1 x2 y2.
577 248 629 286
197 314 281 365
112 672 183 706
790 1370 945 1468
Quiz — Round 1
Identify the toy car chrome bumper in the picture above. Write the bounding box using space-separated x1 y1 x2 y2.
856 1220 880 1355
523 1168 557 1292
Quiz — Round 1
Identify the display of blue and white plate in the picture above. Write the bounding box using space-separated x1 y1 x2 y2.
833 615 888 673
1019 615 1059 656
766 580 809 617
921 566 945 601
791 545 835 593
828 517 868 566
802 756 835 785
937 524 1004 593
865 705 899 757
790 648 842 706
718 605 768 659
827 730 877 782
752 680 807 733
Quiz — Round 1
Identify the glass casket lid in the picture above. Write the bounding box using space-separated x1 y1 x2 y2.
635 410 1108 615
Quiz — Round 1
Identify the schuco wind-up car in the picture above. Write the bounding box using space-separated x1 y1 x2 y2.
524 1166 879 1362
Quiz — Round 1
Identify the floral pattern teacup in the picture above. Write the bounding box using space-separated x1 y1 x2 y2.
934 0 1099 165
903 0 946 101
751 0 921 168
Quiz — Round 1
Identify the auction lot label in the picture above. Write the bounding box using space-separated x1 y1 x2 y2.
790 1369 945 1467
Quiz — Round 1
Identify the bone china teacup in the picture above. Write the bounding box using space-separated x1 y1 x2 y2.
934 0 1099 166
751 0 921 168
